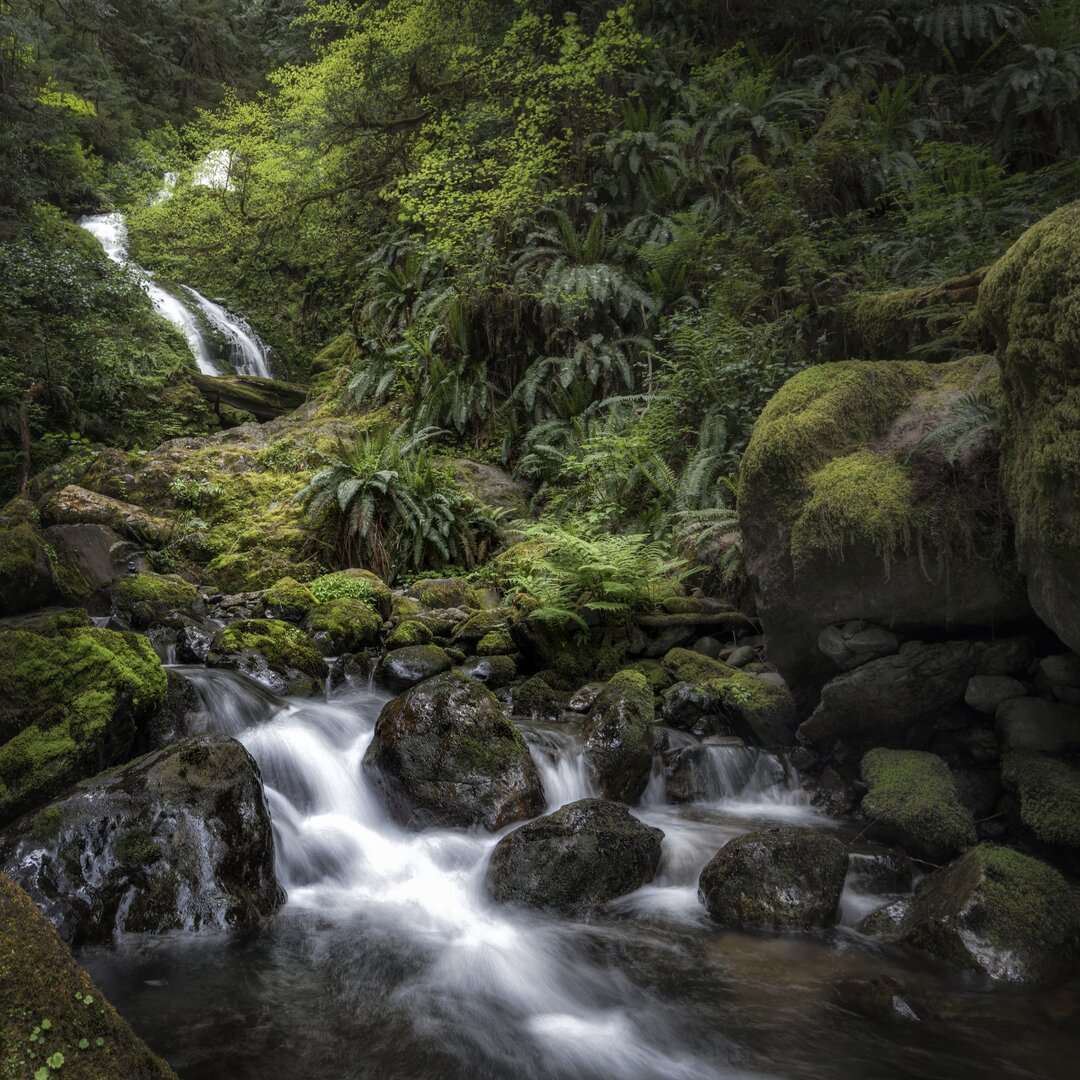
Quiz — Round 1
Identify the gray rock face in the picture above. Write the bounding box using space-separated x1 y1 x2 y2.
964 674 1027 714
377 645 454 693
818 621 899 670
486 799 663 913
799 638 1033 747
996 697 1080 753
0 734 283 946
698 826 849 930
363 672 545 831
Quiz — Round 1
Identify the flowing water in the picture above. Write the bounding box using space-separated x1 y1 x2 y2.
82 669 1080 1080
78 213 272 378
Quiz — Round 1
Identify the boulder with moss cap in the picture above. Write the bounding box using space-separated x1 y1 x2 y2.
111 571 200 629
583 670 656 802
303 598 382 655
208 618 328 695
1001 751 1080 853
256 576 318 622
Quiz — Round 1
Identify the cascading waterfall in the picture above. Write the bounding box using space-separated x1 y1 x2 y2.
77 211 271 379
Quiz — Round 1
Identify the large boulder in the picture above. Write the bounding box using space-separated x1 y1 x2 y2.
583 670 656 802
0 873 177 1078
377 644 454 693
995 697 1080 754
799 637 1032 747
207 618 328 696
860 749 977 863
0 734 282 946
43 483 173 544
303 597 382 655
878 844 1080 983
486 799 663 913
110 571 201 629
363 672 545 831
0 625 167 826
697 825 848 931
980 200 1080 657
738 357 1032 704
255 576 318 622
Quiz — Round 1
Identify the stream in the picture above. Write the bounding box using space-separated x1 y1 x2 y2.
78 213 272 379
80 666 1080 1080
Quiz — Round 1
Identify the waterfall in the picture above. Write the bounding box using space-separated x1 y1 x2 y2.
77 211 270 379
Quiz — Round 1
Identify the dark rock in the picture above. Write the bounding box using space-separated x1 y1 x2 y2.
845 846 914 894
726 645 757 668
110 572 201 630
0 734 283 946
177 622 214 663
697 826 848 930
964 675 1026 715
996 697 1080 753
509 674 567 722
363 672 544 831
486 799 663 913
567 681 608 713
819 621 899 670
583 670 656 802
377 644 454 693
142 669 198 751
458 655 518 689
303 598 382 655
692 636 724 659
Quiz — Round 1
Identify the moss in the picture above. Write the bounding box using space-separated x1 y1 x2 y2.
309 570 393 618
791 451 914 571
453 608 508 644
622 659 673 693
477 629 514 656
385 619 434 649
111 572 198 629
0 628 167 825
114 827 160 866
660 596 706 614
0 522 44 581
1001 751 1080 849
14 609 91 635
860 748 977 863
410 577 480 610
606 669 655 720
584 669 656 802
510 675 565 720
211 619 328 681
256 576 318 622
0 873 177 1079
392 595 425 619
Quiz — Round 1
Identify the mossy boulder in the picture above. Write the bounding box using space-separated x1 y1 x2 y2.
452 608 508 646
207 618 328 696
1001 751 1080 851
476 629 514 656
486 799 663 914
980 200 1080 657
885 843 1080 983
738 357 1030 703
661 648 797 747
860 749 977 863
256 576 318 622
583 670 656 803
0 627 167 826
385 619 434 649
309 569 393 619
458 655 518 690
363 671 545 830
0 873 177 1079
0 502 57 615
697 826 849 931
303 598 382 655
408 577 480 611
0 734 283 946
111 572 200 630
509 673 567 722
377 644 454 693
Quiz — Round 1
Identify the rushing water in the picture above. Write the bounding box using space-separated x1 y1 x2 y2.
78 213 272 378
82 669 1080 1080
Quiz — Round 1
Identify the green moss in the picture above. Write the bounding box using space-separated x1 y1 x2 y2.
660 596 706 614
0 522 44 580
392 595 425 619
860 748 977 862
606 669 655 719
622 659 673 693
114 827 160 866
476 629 514 656
410 577 480 610
256 576 318 622
791 451 913 571
1001 751 1080 849
15 609 91 636
212 619 328 680
453 608 508 643
309 570 393 618
385 619 434 649
0 628 167 825
111 573 198 629
30 804 64 842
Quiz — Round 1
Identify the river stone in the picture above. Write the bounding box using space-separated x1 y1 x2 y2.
377 644 454 693
457 655 517 689
177 622 214 663
964 675 1027 715
726 645 757 668
883 843 1080 983
995 697 1080 753
0 733 283 946
583 670 656 803
363 671 544 831
698 825 848 931
486 799 663 914
567 681 608 713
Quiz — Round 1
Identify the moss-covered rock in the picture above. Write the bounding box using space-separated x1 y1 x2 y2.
452 608 507 646
661 648 797 747
508 673 567 722
1 733 283 945
377 644 453 693
43 484 173 545
208 618 328 696
363 671 544 831
476 629 514 656
738 357 1030 703
1001 751 1080 851
0 872 177 1079
256 576 318 622
384 619 434 649
111 572 199 630
698 825 849 931
303 598 382 655
0 627 167 826
408 577 480 610
458 655 518 690
980 200 1080 656
309 569 393 618
0 501 57 615
860 749 977 863
885 844 1080 983
583 670 656 803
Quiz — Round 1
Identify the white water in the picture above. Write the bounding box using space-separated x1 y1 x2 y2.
77 212 271 378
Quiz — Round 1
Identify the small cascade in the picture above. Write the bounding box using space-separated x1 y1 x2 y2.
183 286 272 377
180 666 286 736
521 726 594 809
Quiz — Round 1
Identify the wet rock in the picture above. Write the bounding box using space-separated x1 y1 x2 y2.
0 873 177 1078
1001 751 1080 851
176 622 213 663
661 741 777 804
142 669 199 751
698 825 848 931
458 655 517 690
509 674 567 722
568 682 608 713
363 672 544 831
833 975 922 1023
208 618 328 696
845 846 914 895
377 644 453 693
964 675 1027 715
583 670 656 802
303 598 382 655
995 697 1080 753
486 799 663 914
660 681 717 735
859 749 977 863
881 843 1080 983
0 734 283 946
692 636 724 659
408 577 479 611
